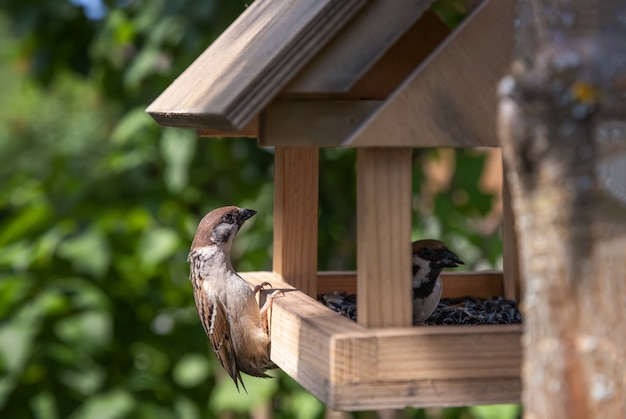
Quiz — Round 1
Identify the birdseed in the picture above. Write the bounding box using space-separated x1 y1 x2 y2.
318 292 522 325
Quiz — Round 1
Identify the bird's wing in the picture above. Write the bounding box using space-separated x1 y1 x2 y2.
192 286 246 391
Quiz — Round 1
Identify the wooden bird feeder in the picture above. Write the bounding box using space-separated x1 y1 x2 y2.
147 0 522 410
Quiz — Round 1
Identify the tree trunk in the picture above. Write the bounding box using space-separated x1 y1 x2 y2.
498 1 626 418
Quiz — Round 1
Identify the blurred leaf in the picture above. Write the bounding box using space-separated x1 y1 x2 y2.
0 378 16 414
161 128 196 194
0 304 40 373
59 365 106 396
172 353 211 388
0 205 53 247
57 228 111 278
124 46 162 88
0 301 41 409
134 401 179 419
0 240 35 271
110 107 154 145
173 396 200 419
210 373 278 412
0 275 31 318
69 389 134 419
54 310 112 349
34 221 75 266
130 343 170 375
30 391 58 419
282 390 325 419
469 404 520 419
139 227 181 266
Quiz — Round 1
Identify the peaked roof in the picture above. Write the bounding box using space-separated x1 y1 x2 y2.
146 0 367 131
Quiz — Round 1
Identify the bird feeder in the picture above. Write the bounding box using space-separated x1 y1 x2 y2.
147 0 521 410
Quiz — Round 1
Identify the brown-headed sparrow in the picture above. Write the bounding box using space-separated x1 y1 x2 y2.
188 206 279 391
411 239 464 324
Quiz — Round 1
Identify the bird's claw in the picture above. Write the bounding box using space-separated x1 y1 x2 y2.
260 290 284 336
253 281 272 295
260 290 284 315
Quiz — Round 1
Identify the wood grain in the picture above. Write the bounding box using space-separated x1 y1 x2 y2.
330 377 521 410
273 147 319 297
346 0 515 147
317 271 506 299
356 148 413 328
333 10 450 100
196 117 259 138
283 0 435 94
146 0 366 130
241 271 521 410
502 168 521 300
260 100 381 147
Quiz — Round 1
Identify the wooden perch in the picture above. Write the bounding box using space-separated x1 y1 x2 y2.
243 271 522 410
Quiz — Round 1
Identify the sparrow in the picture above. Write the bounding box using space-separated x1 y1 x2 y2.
411 239 464 324
319 240 464 325
187 206 279 391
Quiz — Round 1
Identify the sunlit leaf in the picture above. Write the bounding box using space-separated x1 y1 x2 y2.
110 108 154 145
138 227 180 266
54 310 112 349
124 47 162 88
282 390 325 419
0 301 41 409
210 372 278 412
161 128 196 194
0 275 31 317
0 241 35 271
34 220 76 266
30 390 58 419
173 396 200 419
57 228 111 278
0 204 53 247
68 389 134 419
0 306 40 373
130 343 170 374
469 404 520 419
172 353 211 388
59 364 105 396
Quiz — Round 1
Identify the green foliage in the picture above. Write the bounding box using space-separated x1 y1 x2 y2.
0 2 515 418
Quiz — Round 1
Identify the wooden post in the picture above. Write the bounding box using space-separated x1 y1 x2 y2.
502 166 520 301
273 147 319 297
356 148 413 328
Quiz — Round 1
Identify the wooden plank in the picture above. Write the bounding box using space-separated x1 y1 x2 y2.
317 271 505 299
283 0 436 94
146 0 367 131
273 147 319 297
334 10 451 100
502 166 521 300
331 377 521 410
317 271 360 295
196 117 259 138
334 325 522 383
241 271 521 410
346 0 515 147
356 148 413 327
240 271 368 401
260 100 381 147
441 271 504 299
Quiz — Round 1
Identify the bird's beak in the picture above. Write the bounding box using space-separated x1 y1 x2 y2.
435 249 464 268
238 208 257 224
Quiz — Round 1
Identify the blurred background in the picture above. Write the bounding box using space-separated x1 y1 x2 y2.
0 0 518 418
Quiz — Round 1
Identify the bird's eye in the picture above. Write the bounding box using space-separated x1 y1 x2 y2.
223 213 234 223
